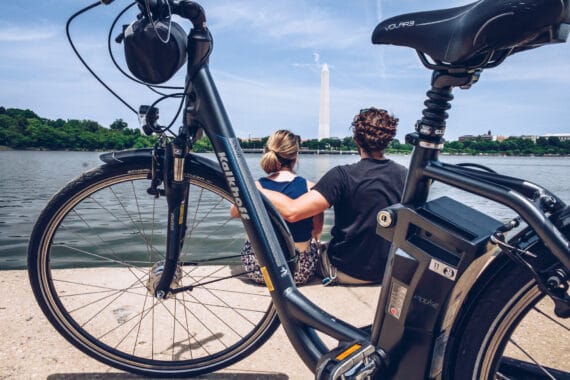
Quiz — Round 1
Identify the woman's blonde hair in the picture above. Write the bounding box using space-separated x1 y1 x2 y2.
260 130 300 174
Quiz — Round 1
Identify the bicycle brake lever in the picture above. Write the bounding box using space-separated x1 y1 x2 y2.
139 105 161 135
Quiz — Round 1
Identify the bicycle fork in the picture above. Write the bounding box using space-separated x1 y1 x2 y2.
148 136 190 299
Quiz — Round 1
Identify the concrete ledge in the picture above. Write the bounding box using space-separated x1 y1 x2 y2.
3 269 567 379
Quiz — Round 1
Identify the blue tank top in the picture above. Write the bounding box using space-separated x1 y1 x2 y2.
259 176 313 242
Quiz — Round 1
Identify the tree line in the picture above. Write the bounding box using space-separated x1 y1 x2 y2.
1 107 568 155
240 135 570 156
0 107 155 151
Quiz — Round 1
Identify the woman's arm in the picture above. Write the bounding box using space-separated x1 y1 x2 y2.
311 212 324 241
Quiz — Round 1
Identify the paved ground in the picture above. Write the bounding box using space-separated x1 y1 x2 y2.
0 270 381 379
3 269 568 379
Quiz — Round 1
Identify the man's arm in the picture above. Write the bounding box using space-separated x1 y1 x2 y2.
258 187 330 223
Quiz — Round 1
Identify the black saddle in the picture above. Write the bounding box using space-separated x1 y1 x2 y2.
372 0 570 67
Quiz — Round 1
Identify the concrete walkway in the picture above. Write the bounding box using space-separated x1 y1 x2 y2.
0 270 381 379
3 269 568 379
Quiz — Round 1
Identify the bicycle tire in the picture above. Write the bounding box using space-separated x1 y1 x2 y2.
28 156 286 377
445 230 570 379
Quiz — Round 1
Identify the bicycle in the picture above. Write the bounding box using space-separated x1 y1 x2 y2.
27 0 570 378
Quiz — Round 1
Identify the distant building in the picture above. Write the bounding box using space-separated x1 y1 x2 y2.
458 130 498 142
457 132 570 143
241 137 262 143
542 133 570 142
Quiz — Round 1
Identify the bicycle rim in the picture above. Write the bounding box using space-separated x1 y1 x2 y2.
477 282 569 379
28 162 279 377
447 256 569 380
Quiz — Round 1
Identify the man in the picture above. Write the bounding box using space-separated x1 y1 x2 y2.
259 108 407 284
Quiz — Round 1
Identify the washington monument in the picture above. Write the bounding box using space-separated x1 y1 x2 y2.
318 63 330 140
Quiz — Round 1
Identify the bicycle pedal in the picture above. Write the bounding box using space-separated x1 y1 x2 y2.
316 342 382 380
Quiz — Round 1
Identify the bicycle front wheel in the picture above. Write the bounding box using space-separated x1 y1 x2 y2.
446 235 570 379
28 156 282 377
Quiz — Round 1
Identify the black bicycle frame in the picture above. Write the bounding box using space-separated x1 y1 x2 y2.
159 4 570 378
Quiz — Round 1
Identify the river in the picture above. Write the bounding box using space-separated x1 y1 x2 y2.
0 150 568 269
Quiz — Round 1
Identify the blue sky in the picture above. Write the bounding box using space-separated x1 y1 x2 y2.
1 0 569 141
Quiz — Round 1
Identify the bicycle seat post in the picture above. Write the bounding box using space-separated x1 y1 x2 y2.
401 69 480 206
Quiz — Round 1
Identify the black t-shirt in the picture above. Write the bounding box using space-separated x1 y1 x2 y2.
313 158 407 282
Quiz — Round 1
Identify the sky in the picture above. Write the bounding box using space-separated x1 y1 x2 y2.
1 0 570 142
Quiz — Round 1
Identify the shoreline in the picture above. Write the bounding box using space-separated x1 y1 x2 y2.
1 147 569 157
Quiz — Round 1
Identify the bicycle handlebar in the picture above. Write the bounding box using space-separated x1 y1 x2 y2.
135 0 206 30
99 0 206 30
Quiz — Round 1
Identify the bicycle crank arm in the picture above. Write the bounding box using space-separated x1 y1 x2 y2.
316 342 387 380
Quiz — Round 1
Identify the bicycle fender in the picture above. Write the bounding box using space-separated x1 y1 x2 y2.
434 207 570 379
428 246 501 379
100 148 154 165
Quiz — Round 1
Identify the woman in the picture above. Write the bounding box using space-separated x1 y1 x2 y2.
231 130 323 285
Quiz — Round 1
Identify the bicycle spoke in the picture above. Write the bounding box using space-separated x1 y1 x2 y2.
533 305 570 332
31 167 278 375
55 243 151 271
508 338 558 380
54 279 147 299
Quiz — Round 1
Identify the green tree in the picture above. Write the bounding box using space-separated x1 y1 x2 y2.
193 136 213 152
110 119 128 131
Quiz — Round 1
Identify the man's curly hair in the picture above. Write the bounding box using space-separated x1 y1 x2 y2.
351 108 398 154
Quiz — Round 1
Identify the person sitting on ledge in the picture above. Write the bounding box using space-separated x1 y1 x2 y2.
232 129 323 285
259 107 407 285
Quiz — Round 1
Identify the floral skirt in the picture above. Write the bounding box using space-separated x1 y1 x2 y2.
240 239 320 285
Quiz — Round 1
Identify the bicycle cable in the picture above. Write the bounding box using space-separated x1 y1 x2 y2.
68 0 187 125
145 0 172 43
66 1 137 115
149 92 186 135
456 162 497 173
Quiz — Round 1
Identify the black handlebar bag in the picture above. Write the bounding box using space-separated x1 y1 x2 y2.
123 18 187 84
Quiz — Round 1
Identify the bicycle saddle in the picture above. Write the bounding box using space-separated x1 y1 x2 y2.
372 0 570 66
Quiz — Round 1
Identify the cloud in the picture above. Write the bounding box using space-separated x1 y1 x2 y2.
0 24 58 42
207 1 370 50
313 52 320 63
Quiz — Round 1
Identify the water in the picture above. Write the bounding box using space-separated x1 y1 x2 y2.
1 150 568 270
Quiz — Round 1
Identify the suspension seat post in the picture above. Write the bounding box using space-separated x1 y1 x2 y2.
402 69 481 205
415 85 452 144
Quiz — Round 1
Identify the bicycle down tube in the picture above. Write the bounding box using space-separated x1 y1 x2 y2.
190 60 370 371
